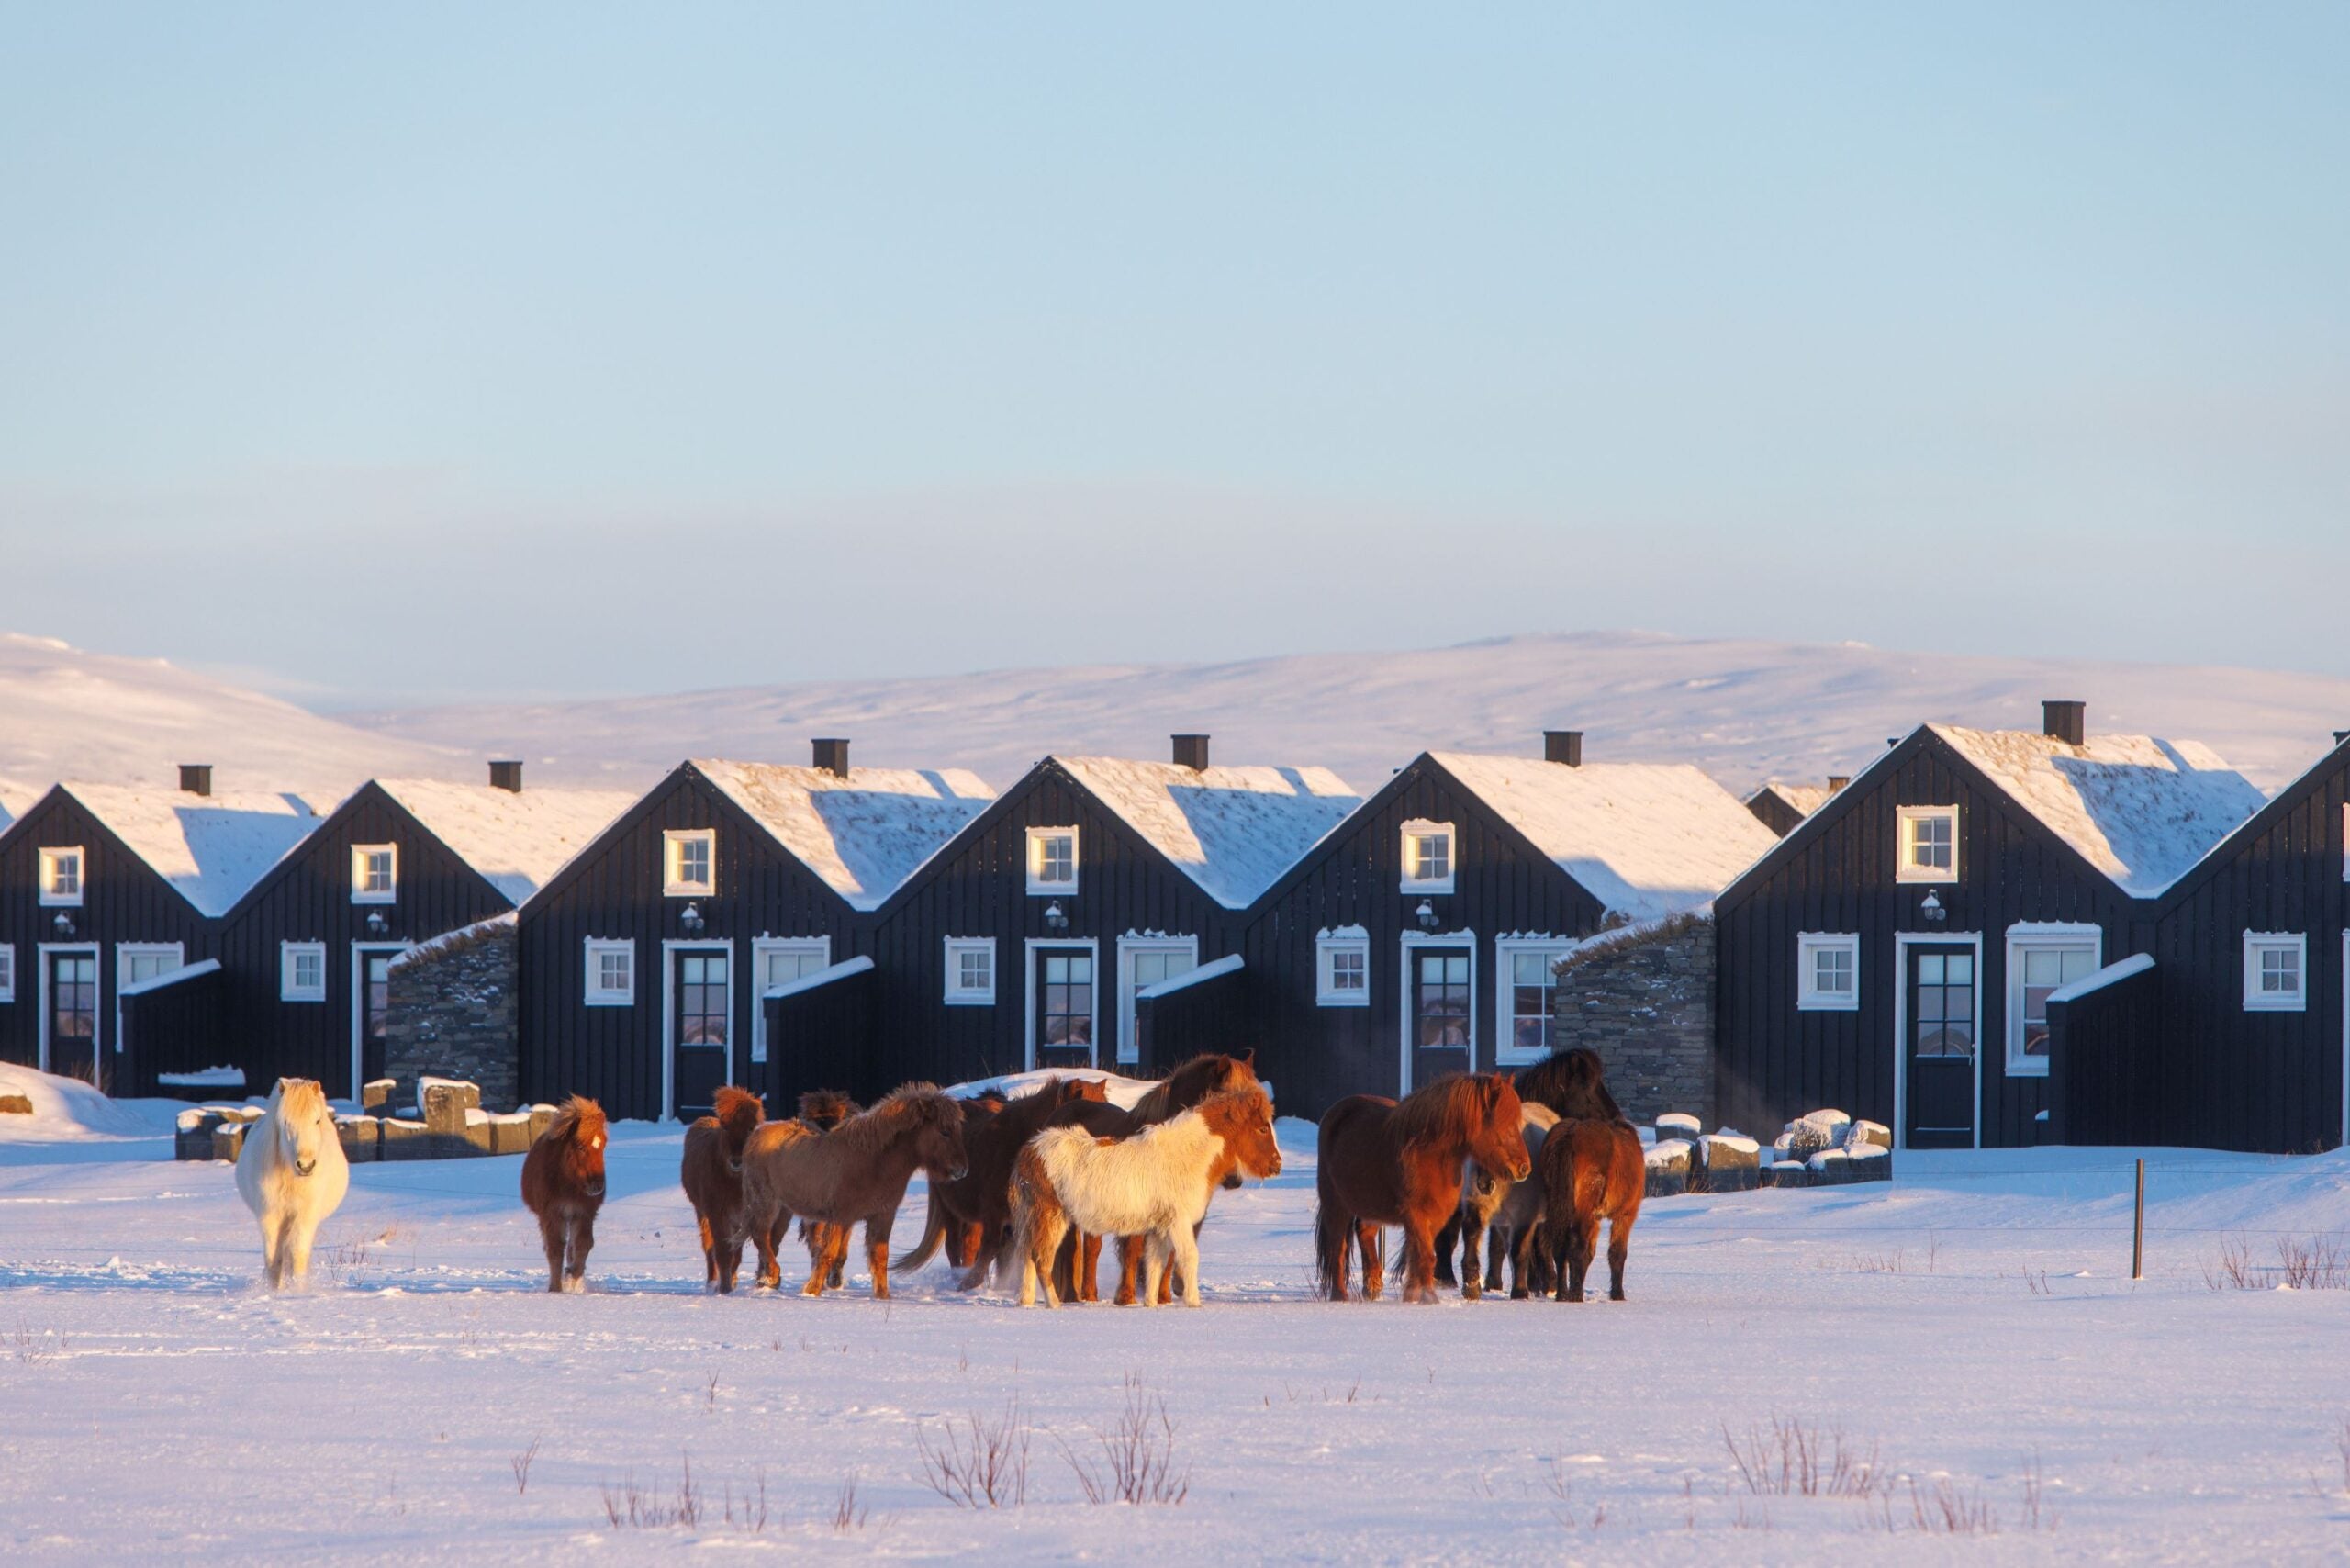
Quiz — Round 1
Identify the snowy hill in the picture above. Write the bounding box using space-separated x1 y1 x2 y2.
342 632 2350 794
0 633 471 801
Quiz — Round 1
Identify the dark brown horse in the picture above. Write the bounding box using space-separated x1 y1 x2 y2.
1435 1047 1624 1286
1316 1073 1528 1304
738 1083 968 1298
794 1089 860 1289
892 1076 1106 1284
680 1086 764 1292
1538 1113 1644 1302
520 1096 608 1293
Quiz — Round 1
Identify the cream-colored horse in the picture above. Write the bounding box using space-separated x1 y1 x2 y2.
235 1078 351 1289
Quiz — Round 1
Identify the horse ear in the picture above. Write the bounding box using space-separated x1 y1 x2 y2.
1238 1048 1255 1069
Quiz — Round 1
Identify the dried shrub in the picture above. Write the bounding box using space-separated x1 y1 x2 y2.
915 1398 1031 1508
1723 1417 1891 1499
1059 1374 1190 1506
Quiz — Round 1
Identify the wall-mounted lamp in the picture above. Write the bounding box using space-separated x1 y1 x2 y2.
680 902 706 935
1415 900 1439 932
1919 890 1947 924
364 910 389 936
1043 900 1069 933
51 911 74 938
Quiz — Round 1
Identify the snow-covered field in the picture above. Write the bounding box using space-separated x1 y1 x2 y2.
4 1082 2349 1562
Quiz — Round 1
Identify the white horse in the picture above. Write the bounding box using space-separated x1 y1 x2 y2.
235 1078 351 1289
1008 1086 1281 1308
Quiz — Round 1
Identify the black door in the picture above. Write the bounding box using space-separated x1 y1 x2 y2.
672 949 729 1120
1033 948 1095 1070
1411 948 1473 1090
358 950 396 1089
49 953 99 1088
1906 946 1976 1148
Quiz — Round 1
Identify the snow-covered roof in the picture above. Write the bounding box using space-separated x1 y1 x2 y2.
1054 757 1362 909
0 778 39 834
57 782 321 917
377 780 639 905
690 760 996 912
1749 781 1834 819
1927 725 2266 898
1427 753 1781 922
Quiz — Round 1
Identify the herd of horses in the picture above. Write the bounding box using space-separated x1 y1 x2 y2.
235 1047 1647 1308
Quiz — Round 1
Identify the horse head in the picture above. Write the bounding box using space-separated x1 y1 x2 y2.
273 1078 334 1178
1206 1087 1282 1182
1471 1075 1532 1183
1064 1075 1111 1105
557 1096 609 1199
909 1091 968 1183
712 1086 765 1173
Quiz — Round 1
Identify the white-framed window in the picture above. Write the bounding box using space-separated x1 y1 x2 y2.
1026 827 1079 894
584 939 635 1005
2005 925 2100 1075
1315 930 1371 1006
1495 937 1572 1063
944 937 996 1004
663 829 716 897
0 943 14 1003
2244 932 2307 1012
751 938 833 1061
280 942 327 1002
1896 806 1959 883
1796 933 1861 1012
1399 819 1456 894
38 846 84 907
351 843 397 903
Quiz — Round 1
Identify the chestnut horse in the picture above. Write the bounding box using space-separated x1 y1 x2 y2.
1315 1073 1528 1304
1435 1047 1624 1286
1538 1112 1645 1302
892 1076 1106 1285
520 1096 609 1293
1009 1086 1281 1308
794 1089 860 1289
680 1086 764 1292
738 1083 968 1298
1104 1051 1262 1304
1455 1102 1558 1299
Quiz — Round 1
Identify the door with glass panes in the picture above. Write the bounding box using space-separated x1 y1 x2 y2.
1906 945 1976 1148
1410 947 1473 1090
670 948 731 1120
47 951 99 1087
1032 946 1095 1070
352 945 406 1094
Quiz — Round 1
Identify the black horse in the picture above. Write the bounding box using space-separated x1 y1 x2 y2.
1433 1047 1622 1294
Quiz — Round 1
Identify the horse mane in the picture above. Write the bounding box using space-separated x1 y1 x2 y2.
547 1094 605 1145
827 1082 959 1156
1131 1053 1255 1123
798 1089 858 1128
712 1086 764 1140
1384 1073 1494 1154
274 1077 327 1116
1514 1048 1625 1124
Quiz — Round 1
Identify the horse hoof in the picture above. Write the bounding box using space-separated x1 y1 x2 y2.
1509 1289 1529 1301
1461 1283 1481 1300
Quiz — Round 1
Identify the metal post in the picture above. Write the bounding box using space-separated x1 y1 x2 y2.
2131 1157 2145 1282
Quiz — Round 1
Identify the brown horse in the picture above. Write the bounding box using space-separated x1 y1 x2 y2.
1538 1114 1645 1302
738 1083 968 1298
1435 1047 1624 1285
1315 1073 1529 1304
680 1086 764 1292
1105 1052 1262 1304
520 1096 608 1294
794 1089 860 1289
893 1076 1106 1286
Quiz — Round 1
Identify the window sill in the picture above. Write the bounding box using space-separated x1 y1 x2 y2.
37 896 84 909
2004 1058 2050 1078
2243 998 2307 1014
584 994 635 1008
1025 883 1080 897
351 892 397 906
1796 996 1859 1013
1315 993 1371 1008
663 885 715 900
1398 879 1455 896
944 993 996 1007
1892 871 1956 886
281 993 326 1004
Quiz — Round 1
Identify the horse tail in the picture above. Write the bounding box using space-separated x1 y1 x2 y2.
894 1189 947 1272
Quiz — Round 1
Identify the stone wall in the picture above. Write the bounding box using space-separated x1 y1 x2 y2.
1549 913 1716 1128
384 917 520 1111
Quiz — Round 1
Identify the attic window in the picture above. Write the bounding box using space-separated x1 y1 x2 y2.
664 830 716 897
38 846 84 907
1399 820 1455 894
1026 827 1079 894
2243 933 2306 1012
1896 806 1959 884
351 844 397 904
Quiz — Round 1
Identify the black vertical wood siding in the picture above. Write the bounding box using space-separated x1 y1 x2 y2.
118 964 228 1094
2045 961 2160 1145
1237 757 1607 1120
765 964 878 1108
516 764 863 1122
1715 733 2151 1148
0 790 215 1092
218 783 515 1098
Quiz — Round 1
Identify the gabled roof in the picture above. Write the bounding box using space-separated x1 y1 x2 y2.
690 760 996 912
375 780 641 904
1748 781 1834 819
2153 734 2350 911
1053 757 1362 910
54 782 321 917
1925 724 2265 898
0 778 39 834
1426 752 1781 923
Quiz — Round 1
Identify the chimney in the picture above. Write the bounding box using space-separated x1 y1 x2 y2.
1828 775 1851 792
1544 730 1583 767
2042 700 2087 747
1171 734 1210 771
811 738 850 778
178 764 212 798
2335 731 2350 748
487 760 523 793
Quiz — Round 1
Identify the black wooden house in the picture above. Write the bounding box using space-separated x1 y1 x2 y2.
514 745 994 1122
2048 733 2350 1153
775 739 1363 1109
0 769 318 1092
1744 778 1849 838
1237 734 1781 1116
1714 702 2266 1150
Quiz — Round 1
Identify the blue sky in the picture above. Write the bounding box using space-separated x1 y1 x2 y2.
1 4 2344 705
